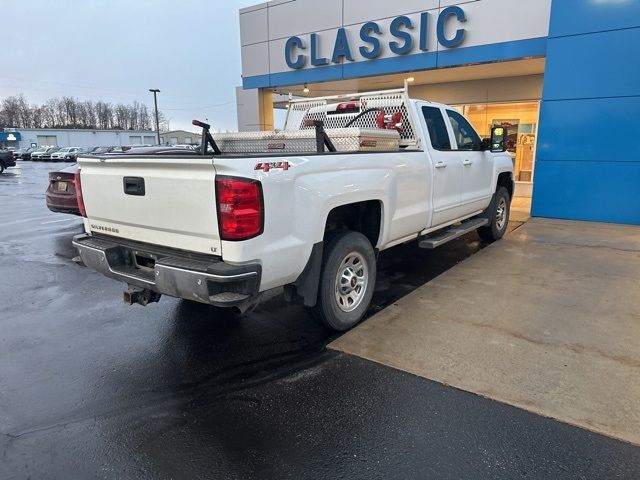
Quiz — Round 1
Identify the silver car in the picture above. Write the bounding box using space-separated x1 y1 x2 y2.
50 147 84 161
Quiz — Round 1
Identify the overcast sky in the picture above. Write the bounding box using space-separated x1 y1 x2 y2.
1 0 258 132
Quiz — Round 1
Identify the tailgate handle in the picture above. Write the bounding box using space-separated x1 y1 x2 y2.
123 177 145 196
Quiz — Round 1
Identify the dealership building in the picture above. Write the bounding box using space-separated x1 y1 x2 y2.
237 0 639 225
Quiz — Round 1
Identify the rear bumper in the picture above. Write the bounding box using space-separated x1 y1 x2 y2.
72 233 261 307
46 191 79 215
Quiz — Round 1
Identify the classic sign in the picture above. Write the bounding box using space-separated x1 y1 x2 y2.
285 6 467 69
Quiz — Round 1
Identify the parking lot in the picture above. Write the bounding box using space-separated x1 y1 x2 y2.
2 161 639 479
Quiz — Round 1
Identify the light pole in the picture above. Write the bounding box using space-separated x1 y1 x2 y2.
149 89 161 145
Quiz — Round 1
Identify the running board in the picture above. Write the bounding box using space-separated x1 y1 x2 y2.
419 218 488 249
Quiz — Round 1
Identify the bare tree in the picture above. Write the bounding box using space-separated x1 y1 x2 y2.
0 96 21 127
138 104 151 130
16 95 32 128
114 103 129 129
31 105 45 128
0 95 161 130
62 97 78 127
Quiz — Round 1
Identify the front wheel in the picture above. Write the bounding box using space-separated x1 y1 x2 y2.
309 230 377 331
478 186 510 242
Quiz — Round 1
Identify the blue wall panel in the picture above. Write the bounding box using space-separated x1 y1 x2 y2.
536 96 640 163
531 160 640 224
533 0 640 225
543 28 640 100
549 0 640 37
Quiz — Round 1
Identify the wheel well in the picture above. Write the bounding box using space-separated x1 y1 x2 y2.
324 200 382 247
497 172 514 199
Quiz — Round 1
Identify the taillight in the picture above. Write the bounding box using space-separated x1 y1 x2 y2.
74 170 87 217
215 176 263 241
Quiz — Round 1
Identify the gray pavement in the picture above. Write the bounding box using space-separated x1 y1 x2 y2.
1 161 640 479
332 217 640 445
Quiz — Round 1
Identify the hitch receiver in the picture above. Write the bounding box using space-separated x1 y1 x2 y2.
124 285 161 306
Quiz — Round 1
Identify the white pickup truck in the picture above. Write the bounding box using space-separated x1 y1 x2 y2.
73 89 514 331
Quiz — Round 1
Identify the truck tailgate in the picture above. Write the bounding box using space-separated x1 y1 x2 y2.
78 155 221 256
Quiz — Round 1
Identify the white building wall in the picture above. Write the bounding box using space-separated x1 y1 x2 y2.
235 87 262 132
16 129 157 149
240 0 552 80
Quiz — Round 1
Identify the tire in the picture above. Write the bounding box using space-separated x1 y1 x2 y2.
309 230 376 331
478 186 510 242
0 164 4 174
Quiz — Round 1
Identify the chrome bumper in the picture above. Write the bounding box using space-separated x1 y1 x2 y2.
72 234 261 307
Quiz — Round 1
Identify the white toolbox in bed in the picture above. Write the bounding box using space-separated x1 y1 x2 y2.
212 128 400 154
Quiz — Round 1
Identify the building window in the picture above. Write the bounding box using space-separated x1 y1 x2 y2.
462 102 539 182
184 137 192 144
37 135 57 147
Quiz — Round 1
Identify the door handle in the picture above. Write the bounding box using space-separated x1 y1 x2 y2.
463 159 473 166
435 161 447 169
123 177 145 196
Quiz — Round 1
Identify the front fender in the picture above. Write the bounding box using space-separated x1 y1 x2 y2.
492 152 515 193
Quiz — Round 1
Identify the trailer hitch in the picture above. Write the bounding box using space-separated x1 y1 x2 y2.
124 285 161 306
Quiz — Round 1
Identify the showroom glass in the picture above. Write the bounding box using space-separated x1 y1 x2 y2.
446 110 482 151
462 102 540 182
421 106 452 150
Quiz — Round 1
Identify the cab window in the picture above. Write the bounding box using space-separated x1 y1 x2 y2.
446 110 482 151
421 106 452 151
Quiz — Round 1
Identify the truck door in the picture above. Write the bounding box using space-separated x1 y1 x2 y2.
419 104 464 226
445 109 494 215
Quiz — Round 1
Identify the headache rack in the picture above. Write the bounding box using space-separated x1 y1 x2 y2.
195 88 420 156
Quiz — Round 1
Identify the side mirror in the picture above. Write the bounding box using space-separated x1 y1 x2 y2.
490 126 507 152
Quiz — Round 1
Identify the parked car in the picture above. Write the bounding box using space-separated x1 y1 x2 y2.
45 164 81 215
12 147 33 160
72 88 514 331
31 147 58 161
51 147 84 161
0 149 16 174
27 147 49 161
23 147 37 159
40 147 61 161
103 146 198 156
85 146 117 155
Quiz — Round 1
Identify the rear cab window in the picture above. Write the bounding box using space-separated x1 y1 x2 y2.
421 106 452 150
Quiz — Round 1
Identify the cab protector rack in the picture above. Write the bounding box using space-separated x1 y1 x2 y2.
284 87 419 148
192 87 418 156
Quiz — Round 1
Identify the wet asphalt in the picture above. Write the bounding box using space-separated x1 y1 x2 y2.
1 161 639 479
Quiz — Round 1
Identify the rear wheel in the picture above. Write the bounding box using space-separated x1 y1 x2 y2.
309 230 376 331
478 186 510 242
